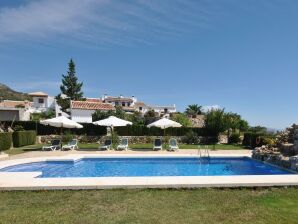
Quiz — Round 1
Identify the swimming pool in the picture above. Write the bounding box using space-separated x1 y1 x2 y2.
0 157 293 178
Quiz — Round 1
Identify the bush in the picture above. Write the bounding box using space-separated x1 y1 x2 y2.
182 131 199 144
111 131 120 149
0 132 12 151
261 137 276 146
242 132 264 148
62 131 73 143
229 133 241 144
12 131 36 148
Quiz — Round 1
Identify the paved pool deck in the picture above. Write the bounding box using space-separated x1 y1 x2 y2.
0 149 298 190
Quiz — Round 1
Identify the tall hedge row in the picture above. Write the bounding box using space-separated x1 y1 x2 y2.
115 126 210 136
12 131 36 148
1 121 215 137
242 132 264 148
1 121 107 136
0 132 12 151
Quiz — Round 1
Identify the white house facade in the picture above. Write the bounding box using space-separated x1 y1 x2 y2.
70 100 115 123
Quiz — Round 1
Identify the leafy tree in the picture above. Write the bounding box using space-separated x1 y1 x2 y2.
125 111 144 126
185 104 203 117
92 106 126 122
56 59 84 112
171 113 192 127
144 110 158 125
30 109 56 121
225 112 249 132
92 110 114 122
249 126 267 134
204 109 228 137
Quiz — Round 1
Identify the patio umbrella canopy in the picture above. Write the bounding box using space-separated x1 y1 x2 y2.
40 116 83 129
147 118 182 129
93 116 132 127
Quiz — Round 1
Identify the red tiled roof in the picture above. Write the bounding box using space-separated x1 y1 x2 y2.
71 100 115 111
0 100 32 108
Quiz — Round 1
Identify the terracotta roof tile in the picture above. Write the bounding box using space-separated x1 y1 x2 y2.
71 100 115 111
1 100 32 108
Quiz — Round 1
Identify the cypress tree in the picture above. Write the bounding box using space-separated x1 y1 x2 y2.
56 59 84 112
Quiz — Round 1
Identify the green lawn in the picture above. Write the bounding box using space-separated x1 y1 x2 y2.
0 188 297 224
4 143 245 155
5 144 43 155
130 143 245 150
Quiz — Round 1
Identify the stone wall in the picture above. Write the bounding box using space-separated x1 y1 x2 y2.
38 135 228 144
189 115 205 128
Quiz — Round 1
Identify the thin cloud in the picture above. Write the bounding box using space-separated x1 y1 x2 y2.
0 0 220 47
8 81 60 93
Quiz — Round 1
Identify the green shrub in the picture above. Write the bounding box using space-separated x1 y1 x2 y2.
229 133 241 144
242 132 264 148
0 132 12 151
111 131 119 149
182 131 199 144
62 131 73 143
12 131 36 148
261 137 276 146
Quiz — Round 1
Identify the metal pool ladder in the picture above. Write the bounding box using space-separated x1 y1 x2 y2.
198 145 210 159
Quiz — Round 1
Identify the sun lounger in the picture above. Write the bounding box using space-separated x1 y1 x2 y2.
153 138 162 151
62 139 79 151
42 139 61 151
99 139 112 150
168 138 179 151
117 138 129 151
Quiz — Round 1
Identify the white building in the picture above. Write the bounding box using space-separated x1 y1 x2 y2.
28 92 55 111
147 104 177 117
70 100 115 123
101 94 176 117
0 100 31 121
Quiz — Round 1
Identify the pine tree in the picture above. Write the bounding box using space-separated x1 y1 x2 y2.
56 59 84 112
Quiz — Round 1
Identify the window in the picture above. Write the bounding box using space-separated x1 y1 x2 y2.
122 102 126 107
115 102 119 106
139 107 143 111
164 108 168 113
38 98 44 104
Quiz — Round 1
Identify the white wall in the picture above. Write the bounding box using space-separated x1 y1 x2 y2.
71 109 95 123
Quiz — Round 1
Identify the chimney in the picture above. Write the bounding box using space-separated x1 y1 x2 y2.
102 94 107 101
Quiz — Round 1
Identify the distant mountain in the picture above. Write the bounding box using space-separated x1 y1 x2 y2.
0 83 31 101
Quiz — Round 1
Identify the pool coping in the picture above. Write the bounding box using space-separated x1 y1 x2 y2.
1 153 298 190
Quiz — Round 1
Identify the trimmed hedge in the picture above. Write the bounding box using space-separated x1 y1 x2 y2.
2 121 215 137
115 126 210 137
1 121 107 136
12 131 36 148
242 132 264 148
0 132 12 151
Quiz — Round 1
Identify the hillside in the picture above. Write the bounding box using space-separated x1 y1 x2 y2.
0 83 31 101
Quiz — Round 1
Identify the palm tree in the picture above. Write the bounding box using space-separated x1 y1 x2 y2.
185 104 203 117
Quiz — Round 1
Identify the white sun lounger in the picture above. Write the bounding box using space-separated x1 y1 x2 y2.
62 139 79 151
117 138 129 151
42 139 61 151
153 138 162 151
168 138 179 151
99 139 112 150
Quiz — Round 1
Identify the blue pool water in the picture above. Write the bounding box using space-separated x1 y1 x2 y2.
0 157 293 178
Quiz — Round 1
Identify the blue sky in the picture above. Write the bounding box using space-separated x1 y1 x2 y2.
0 0 298 129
